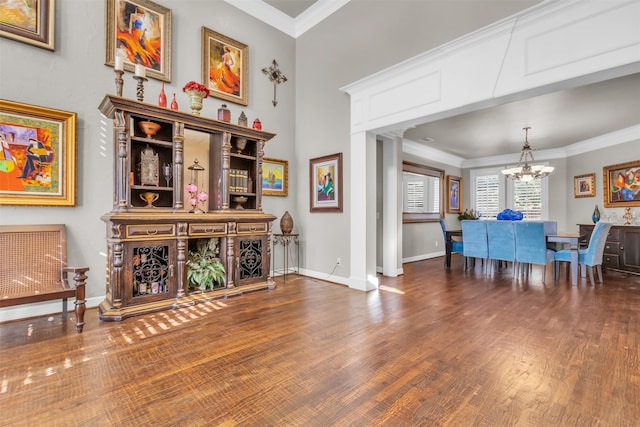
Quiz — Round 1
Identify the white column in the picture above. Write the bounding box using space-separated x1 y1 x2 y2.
349 130 378 291
381 135 403 277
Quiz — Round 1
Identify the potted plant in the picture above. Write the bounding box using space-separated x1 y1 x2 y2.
186 238 226 292
458 209 479 220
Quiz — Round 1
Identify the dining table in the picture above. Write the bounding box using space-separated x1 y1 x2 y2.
546 233 581 284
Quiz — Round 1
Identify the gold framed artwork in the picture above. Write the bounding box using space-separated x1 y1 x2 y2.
310 153 343 212
0 99 77 206
105 0 172 82
446 175 462 213
603 160 640 207
574 173 595 198
262 158 288 197
202 26 248 106
0 0 55 51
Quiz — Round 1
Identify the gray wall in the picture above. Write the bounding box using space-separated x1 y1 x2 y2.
0 0 296 304
294 0 539 278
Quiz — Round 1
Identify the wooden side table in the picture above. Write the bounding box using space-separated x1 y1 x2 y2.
272 234 299 282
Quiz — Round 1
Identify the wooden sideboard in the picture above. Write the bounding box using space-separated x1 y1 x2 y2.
578 224 640 275
98 95 277 320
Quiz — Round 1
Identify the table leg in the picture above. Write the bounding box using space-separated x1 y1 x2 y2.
570 240 579 285
445 236 452 268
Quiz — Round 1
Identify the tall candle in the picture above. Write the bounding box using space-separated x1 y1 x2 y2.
135 64 146 78
114 56 124 71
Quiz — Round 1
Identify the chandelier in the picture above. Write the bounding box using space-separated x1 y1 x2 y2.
501 127 554 182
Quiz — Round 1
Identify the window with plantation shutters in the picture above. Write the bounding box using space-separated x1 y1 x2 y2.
406 181 424 211
474 173 501 218
512 180 542 219
470 166 549 220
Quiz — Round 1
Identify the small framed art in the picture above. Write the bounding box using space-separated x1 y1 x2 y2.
310 153 342 212
574 173 595 198
603 161 640 207
262 158 288 197
0 0 55 50
202 26 248 106
105 0 172 82
0 99 77 206
447 175 462 213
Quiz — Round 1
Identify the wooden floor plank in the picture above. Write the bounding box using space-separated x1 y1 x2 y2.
1 256 640 426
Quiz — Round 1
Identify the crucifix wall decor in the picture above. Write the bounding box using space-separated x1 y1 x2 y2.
261 59 287 107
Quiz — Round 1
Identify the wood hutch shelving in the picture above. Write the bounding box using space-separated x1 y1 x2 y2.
98 95 276 320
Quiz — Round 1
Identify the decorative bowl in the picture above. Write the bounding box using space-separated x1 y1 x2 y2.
139 121 161 138
232 196 248 209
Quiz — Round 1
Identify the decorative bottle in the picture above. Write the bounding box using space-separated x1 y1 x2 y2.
592 204 601 223
218 104 231 122
170 93 178 110
158 82 167 107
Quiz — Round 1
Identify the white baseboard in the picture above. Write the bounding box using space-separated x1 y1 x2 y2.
402 251 445 264
298 268 350 286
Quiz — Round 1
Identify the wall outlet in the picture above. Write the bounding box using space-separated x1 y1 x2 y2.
336 257 341 265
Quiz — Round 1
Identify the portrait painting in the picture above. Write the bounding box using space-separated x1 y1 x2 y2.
0 99 76 206
603 161 640 208
0 0 55 50
447 175 462 213
574 173 595 198
105 0 172 82
202 26 248 106
262 158 288 197
310 153 342 212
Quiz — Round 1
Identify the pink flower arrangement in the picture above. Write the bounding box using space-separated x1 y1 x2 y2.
197 192 209 202
182 81 210 98
186 183 198 193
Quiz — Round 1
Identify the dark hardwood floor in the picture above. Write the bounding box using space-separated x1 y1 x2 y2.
1 256 639 426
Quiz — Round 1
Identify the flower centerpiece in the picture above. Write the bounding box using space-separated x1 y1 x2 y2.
182 81 210 115
186 183 208 213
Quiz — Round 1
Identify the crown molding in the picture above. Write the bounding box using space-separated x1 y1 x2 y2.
223 0 351 38
460 124 640 169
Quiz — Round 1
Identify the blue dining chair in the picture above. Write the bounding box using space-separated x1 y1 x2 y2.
554 221 612 285
486 221 516 275
439 219 464 268
514 221 556 283
461 220 488 273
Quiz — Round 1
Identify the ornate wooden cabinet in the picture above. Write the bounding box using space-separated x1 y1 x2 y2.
579 224 640 275
98 95 276 320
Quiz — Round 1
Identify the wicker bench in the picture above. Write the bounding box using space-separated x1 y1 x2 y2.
0 224 89 333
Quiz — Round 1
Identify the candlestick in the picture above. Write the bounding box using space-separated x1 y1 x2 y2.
133 76 148 102
114 70 124 96
135 64 146 78
114 56 124 71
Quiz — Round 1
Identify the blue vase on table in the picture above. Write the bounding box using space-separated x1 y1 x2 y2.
592 205 600 223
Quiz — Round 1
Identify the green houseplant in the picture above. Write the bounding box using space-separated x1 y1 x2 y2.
186 238 226 291
458 209 479 220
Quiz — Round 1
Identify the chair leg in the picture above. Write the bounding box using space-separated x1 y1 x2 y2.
587 266 595 286
596 265 603 283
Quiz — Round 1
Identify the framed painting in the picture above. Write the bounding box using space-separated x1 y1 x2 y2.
447 175 462 213
574 173 595 198
310 153 342 212
0 0 54 50
262 158 288 197
0 99 77 206
603 160 640 208
105 0 172 82
202 26 248 106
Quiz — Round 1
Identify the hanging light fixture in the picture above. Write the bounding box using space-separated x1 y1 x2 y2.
501 127 554 182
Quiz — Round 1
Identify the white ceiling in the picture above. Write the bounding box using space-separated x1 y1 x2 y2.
263 0 318 18
230 1 640 160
